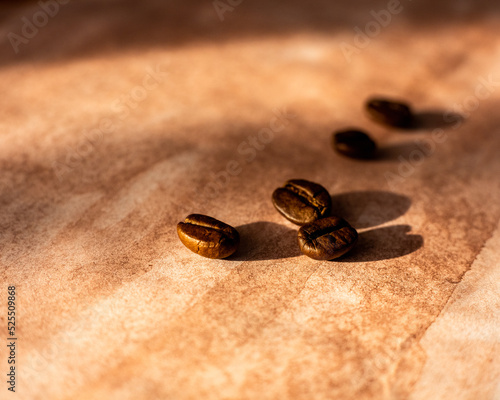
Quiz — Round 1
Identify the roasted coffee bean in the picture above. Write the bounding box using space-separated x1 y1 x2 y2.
365 97 414 128
297 216 358 260
272 179 332 225
333 129 377 159
177 214 239 259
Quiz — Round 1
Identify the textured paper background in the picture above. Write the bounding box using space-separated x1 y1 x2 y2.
0 1 499 399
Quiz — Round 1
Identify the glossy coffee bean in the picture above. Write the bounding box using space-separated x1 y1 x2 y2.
272 179 331 225
177 214 239 259
333 129 377 159
298 216 358 260
365 97 413 128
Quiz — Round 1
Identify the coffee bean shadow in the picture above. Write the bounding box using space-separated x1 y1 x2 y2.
375 142 431 162
229 221 301 261
330 191 411 230
405 110 464 131
336 225 423 262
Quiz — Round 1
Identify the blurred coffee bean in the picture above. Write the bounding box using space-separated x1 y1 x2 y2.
333 129 377 159
366 97 414 128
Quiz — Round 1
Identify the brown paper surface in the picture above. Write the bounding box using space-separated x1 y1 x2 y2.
0 1 499 399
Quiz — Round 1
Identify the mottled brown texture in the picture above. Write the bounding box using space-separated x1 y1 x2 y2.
177 214 239 259
0 1 499 399
272 179 332 225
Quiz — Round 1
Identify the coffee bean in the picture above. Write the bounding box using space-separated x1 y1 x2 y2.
333 129 377 159
177 214 239 259
366 97 414 128
298 216 358 260
272 179 331 225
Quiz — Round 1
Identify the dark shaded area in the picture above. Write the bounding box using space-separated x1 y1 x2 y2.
375 109 463 159
330 191 411 229
1 0 500 67
376 141 432 162
229 221 301 261
368 109 465 161
411 110 464 130
338 225 423 262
